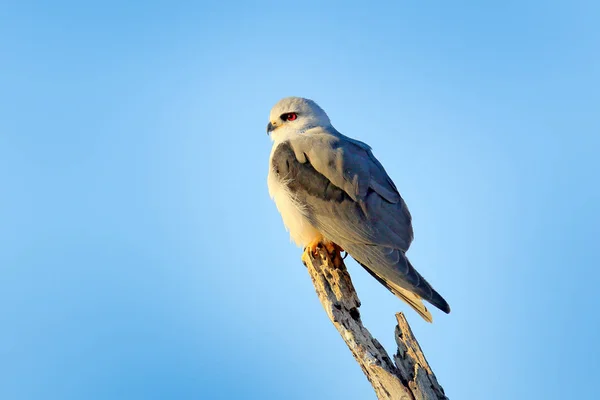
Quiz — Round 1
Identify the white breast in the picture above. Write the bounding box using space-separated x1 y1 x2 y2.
268 144 321 247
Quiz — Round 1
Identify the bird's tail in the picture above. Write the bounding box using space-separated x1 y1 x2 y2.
341 241 450 322
354 254 450 324
361 264 434 322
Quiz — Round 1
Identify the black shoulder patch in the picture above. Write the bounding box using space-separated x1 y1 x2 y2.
271 141 348 203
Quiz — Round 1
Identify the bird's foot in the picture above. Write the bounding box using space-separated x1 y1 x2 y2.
304 235 324 258
302 236 345 268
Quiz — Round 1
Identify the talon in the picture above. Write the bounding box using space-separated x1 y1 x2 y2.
305 234 324 258
313 245 320 257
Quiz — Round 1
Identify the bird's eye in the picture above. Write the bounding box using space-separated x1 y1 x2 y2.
281 112 298 121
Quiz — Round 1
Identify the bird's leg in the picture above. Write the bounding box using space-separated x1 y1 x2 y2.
304 234 324 258
302 236 345 268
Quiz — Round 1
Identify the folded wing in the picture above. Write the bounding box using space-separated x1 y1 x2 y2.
271 129 450 320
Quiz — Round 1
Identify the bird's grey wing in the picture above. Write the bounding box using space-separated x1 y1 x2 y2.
286 129 414 249
272 133 450 317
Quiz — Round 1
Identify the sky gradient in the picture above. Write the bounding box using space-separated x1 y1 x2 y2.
1 1 599 399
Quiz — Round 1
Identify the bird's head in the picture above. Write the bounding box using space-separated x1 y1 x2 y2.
267 97 331 140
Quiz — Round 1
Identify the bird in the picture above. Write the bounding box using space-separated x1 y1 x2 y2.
266 97 450 322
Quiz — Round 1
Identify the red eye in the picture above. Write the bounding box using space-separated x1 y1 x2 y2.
282 112 297 121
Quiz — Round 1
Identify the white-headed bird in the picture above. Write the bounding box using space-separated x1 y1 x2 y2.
267 97 450 322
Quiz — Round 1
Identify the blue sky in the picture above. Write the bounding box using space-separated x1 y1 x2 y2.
1 1 599 399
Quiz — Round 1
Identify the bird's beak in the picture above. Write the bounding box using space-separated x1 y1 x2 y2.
266 121 274 135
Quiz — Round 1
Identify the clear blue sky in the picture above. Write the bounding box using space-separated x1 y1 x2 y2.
1 1 599 399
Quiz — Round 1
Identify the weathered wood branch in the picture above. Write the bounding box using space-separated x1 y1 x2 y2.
302 247 448 400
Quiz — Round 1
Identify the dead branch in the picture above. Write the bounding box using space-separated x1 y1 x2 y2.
302 247 448 400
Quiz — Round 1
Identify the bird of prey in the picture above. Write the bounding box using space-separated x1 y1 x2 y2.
266 97 450 322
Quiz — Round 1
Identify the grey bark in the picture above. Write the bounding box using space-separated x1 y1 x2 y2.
302 247 448 400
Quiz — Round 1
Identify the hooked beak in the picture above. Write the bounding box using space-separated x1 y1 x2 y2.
266 121 274 134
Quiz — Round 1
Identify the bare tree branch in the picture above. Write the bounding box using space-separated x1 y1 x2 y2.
302 246 448 400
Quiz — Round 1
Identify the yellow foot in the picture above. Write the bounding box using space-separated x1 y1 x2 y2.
304 234 324 257
302 235 346 268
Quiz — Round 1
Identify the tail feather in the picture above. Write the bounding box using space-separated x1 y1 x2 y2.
340 242 451 321
405 259 451 315
361 264 433 322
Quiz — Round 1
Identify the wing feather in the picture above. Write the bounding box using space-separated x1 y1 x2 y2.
271 131 450 319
